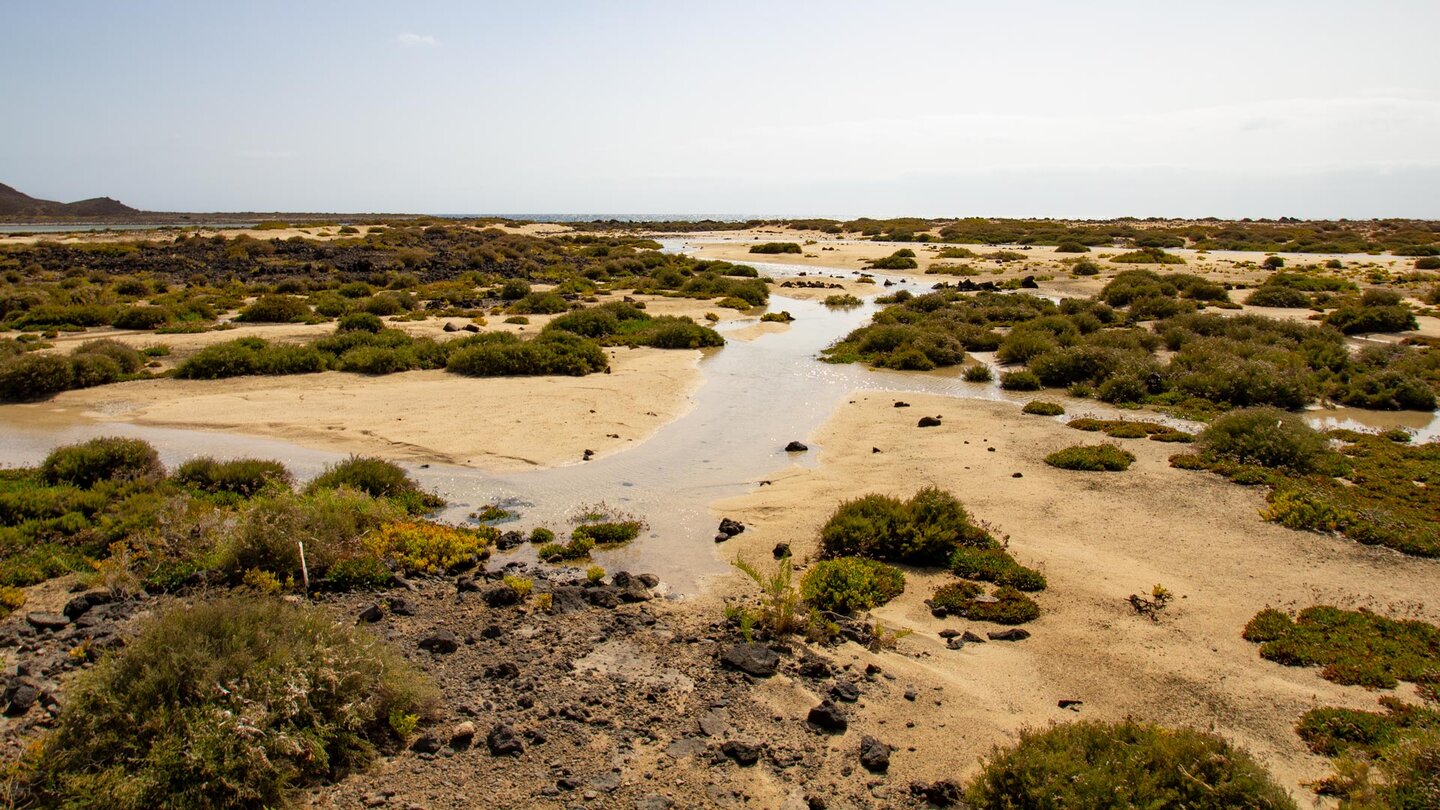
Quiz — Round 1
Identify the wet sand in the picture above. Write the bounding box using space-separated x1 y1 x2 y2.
699 393 1440 797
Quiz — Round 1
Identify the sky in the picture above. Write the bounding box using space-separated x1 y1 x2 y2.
3 0 1438 219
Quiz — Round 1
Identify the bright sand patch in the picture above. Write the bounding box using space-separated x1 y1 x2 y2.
699 392 1440 797
27 347 702 470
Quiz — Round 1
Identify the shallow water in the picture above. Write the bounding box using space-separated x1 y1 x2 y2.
0 248 1435 591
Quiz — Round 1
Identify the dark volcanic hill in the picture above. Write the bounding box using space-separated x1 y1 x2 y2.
0 182 139 218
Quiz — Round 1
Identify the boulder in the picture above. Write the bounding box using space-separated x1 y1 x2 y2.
721 739 763 766
25 612 68 632
387 596 418 616
450 721 477 749
410 734 443 754
718 518 745 536
988 628 1030 642
585 586 622 609
418 629 460 654
357 603 384 623
830 680 860 703
784 441 808 452
806 700 848 732
772 542 791 559
482 584 521 607
858 735 892 773
917 416 942 428
487 723 525 756
910 780 964 807
62 589 112 620
720 643 779 677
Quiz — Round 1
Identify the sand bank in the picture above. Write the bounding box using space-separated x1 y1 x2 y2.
22 347 703 470
699 393 1439 796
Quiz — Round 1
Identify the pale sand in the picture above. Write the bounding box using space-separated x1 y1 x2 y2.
30 347 702 470
697 393 1440 797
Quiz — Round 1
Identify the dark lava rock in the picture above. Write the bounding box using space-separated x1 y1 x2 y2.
611 571 634 587
720 643 779 677
496 530 525 550
718 518 745 536
62 589 112 620
721 739 763 766
635 573 659 588
858 735 892 773
1020 275 1039 289
798 655 833 679
443 322 459 332
910 780 964 807
931 606 949 619
25 612 68 632
418 629 460 654
807 700 848 732
962 630 987 644
1012 472 1023 478
893 401 910 408
410 734 443 754
619 581 653 603
714 533 730 543
455 576 483 592
357 603 384 623
1059 699 1084 711
585 586 622 609
463 323 481 333
484 661 519 680
3 680 39 717
772 542 791 559
784 441 808 452
549 586 590 613
988 628 1030 642
487 724 525 756
387 596 417 616
635 795 674 810
872 447 882 453
482 585 521 607
904 688 918 702
830 680 860 703
917 416 943 428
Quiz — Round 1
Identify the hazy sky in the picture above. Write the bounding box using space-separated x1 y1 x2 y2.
3 1 1438 218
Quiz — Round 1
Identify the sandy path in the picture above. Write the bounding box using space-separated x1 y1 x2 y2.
697 393 1440 798
23 347 703 470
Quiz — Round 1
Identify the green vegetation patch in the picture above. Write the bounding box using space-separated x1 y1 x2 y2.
1020 400 1065 416
1044 443 1135 471
931 582 1039 624
819 487 993 566
799 557 905 614
964 720 1296 809
1243 606 1440 688
20 596 437 810
748 242 802 254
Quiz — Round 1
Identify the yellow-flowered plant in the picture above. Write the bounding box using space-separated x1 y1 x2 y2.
368 521 494 575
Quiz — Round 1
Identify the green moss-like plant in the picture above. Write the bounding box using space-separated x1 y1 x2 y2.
800 557 905 614
1044 443 1135 471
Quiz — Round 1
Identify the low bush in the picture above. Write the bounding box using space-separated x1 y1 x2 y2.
571 520 642 546
963 364 993 382
337 312 385 333
1044 443 1135 471
800 557 905 614
1325 304 1418 335
949 547 1047 591
446 331 608 377
868 249 919 270
964 720 1296 809
175 339 328 380
367 520 494 575
1021 400 1064 416
823 294 863 308
236 294 312 323
304 456 443 514
1054 241 1090 253
23 596 436 809
1242 606 1440 688
174 457 292 498
1296 696 1440 807
1197 407 1334 473
820 487 992 566
748 242 802 254
40 437 164 488
932 582 1040 624
1109 248 1187 265
999 370 1042 391
1246 285 1312 308
507 291 570 315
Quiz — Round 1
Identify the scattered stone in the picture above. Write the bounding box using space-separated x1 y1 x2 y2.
917 416 942 428
830 680 860 703
463 323 481 332
699 710 730 737
772 542 791 559
904 688 917 702
496 531 525 550
25 612 69 632
858 736 892 773
806 700 848 732
418 629 460 654
784 441 808 452
388 596 418 616
450 721 477 748
584 587 622 609
410 734 443 754
987 446 996 452
721 739 763 766
988 628 1030 642
718 518 745 536
872 447 882 454
720 643 779 677
962 630 987 644
945 637 965 650
714 533 730 543
1012 472 1023 478
910 780 964 807
487 724 525 756
443 322 459 332
1020 275 1039 289
1058 699 1083 711
635 573 659 588
582 449 595 461
893 401 910 408
357 603 384 623
482 585 521 608
635 795 674 810
3 680 39 717
62 590 112 620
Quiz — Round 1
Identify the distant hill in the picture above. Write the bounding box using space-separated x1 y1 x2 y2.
0 182 139 218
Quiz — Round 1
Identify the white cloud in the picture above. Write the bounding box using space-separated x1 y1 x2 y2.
396 32 439 48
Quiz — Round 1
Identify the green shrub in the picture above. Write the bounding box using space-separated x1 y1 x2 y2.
1054 241 1090 253
529 527 555 544
445 331 608 377
932 582 1040 624
823 294 863 308
507 291 570 314
748 242 802 254
224 488 404 582
174 457 292 498
571 520 642 546
820 487 991 566
965 720 1296 809
949 547 1047 591
800 557 905 614
1071 259 1100 276
175 339 328 380
868 250 919 270
1325 304 1417 335
24 596 437 810
236 295 312 323
1044 443 1135 471
1021 400 1064 416
498 278 531 300
304 456 443 513
1109 248 1186 265
963 364 993 382
1198 407 1333 473
41 437 164 488
0 353 76 400
1246 285 1312 308
999 370 1042 391
1242 606 1440 689
367 521 494 575
113 305 174 330
337 312 384 333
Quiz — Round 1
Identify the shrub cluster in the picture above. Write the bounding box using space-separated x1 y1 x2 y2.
0 340 148 401
748 242 802 254
1243 605 1440 688
819 488 992 566
799 557 905 614
1044 443 1135 471
173 457 292 498
305 456 444 514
